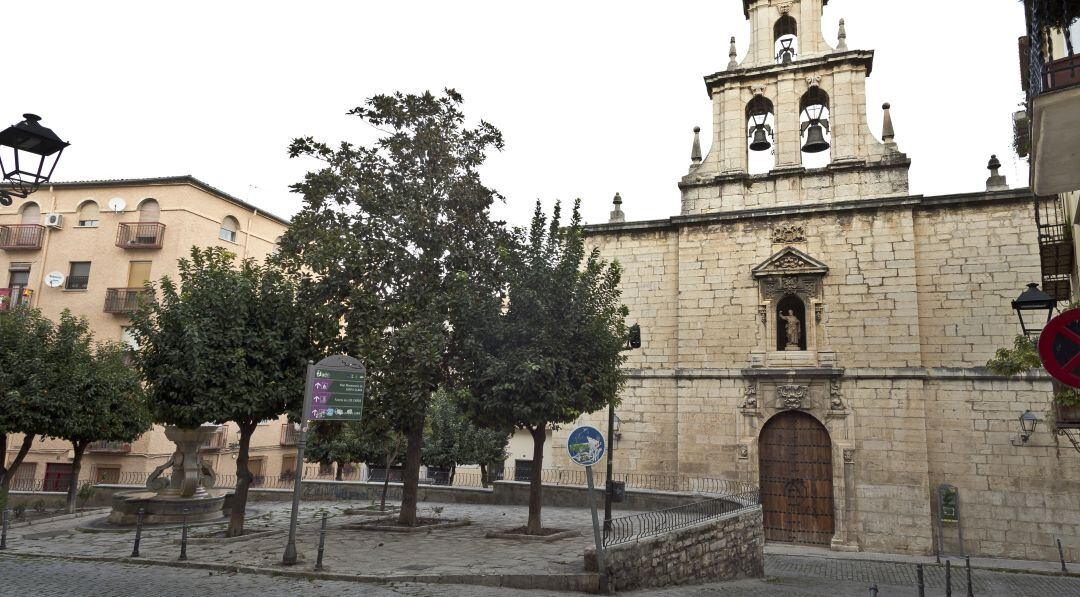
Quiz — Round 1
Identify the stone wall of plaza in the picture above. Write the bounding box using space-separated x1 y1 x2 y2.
544 189 1080 561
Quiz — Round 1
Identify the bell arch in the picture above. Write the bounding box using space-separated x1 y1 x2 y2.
746 95 776 174
774 15 798 64
799 86 831 167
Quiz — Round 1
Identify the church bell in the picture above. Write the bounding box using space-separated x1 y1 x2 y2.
802 122 830 153
749 126 772 152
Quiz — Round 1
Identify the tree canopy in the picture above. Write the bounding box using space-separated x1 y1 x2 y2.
280 89 506 525
423 389 509 484
456 199 628 533
130 246 314 536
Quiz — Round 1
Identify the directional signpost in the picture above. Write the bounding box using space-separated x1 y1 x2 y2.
283 355 366 565
567 425 608 593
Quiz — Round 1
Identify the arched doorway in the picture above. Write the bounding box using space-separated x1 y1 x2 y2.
759 410 834 545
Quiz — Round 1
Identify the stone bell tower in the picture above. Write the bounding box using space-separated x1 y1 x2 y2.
681 0 910 215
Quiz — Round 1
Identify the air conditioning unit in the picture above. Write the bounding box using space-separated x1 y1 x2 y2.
44 213 63 229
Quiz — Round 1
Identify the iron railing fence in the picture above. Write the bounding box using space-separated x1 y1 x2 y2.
603 486 760 547
1026 1 1079 99
8 478 94 493
115 222 166 249
0 224 45 250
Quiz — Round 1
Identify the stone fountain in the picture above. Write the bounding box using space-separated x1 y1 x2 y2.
107 425 227 525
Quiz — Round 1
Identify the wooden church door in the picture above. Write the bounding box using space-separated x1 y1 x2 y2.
759 410 835 545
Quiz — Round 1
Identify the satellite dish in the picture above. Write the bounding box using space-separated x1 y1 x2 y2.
44 272 66 288
108 197 126 213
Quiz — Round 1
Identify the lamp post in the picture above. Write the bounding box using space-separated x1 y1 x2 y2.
1012 282 1057 337
0 114 69 206
605 324 641 528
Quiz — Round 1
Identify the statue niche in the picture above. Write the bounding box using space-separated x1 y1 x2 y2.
776 295 807 351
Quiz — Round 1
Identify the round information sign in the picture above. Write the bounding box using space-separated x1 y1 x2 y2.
1038 309 1080 388
566 425 606 467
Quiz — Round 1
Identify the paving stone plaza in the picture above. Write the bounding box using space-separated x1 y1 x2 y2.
3 500 1080 595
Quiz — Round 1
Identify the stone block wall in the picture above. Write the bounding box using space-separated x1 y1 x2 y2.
584 506 764 591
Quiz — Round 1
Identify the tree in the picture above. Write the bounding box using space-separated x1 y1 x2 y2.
423 389 509 486
0 307 54 511
456 200 628 534
280 89 505 525
130 247 314 536
48 310 151 513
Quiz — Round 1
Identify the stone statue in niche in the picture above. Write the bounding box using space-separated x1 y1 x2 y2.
780 310 802 350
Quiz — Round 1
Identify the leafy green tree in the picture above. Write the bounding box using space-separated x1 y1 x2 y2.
280 89 505 525
307 420 392 480
48 310 151 513
130 247 314 536
423 389 509 486
456 200 628 534
0 307 54 510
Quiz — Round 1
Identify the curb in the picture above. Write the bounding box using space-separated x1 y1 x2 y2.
0 551 600 593
767 550 1080 580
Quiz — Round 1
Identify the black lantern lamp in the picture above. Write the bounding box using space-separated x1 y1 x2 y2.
1018 410 1039 443
0 114 69 206
627 323 641 349
1012 282 1057 336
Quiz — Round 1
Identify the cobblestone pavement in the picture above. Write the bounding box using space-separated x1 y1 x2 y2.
5 552 1080 596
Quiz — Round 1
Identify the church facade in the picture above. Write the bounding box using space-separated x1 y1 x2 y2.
556 0 1079 561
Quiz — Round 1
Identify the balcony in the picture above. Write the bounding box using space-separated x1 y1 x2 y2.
1035 196 1073 300
1025 6 1080 194
200 426 228 451
116 222 166 249
0 224 45 250
280 423 300 446
104 288 149 314
87 440 131 453
0 287 33 311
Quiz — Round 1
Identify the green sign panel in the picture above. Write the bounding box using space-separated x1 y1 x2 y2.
305 355 366 421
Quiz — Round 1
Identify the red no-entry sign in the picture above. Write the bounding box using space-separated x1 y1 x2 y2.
1038 309 1080 388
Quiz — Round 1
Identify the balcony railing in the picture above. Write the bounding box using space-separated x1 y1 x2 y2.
200 426 228 451
1024 5 1080 194
87 440 131 453
0 287 33 311
1035 196 1073 301
116 222 166 249
280 423 300 446
104 288 149 314
0 224 45 250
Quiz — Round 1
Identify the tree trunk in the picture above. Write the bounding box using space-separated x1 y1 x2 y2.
227 421 257 537
526 425 547 535
479 463 488 488
0 434 35 512
397 421 424 526
380 441 395 512
335 461 344 481
65 440 89 514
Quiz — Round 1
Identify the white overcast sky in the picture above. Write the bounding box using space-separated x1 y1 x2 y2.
16 0 1027 228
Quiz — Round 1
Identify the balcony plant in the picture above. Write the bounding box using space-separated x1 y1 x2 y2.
987 333 1080 425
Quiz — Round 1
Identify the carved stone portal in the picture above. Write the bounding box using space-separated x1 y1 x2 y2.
772 224 806 243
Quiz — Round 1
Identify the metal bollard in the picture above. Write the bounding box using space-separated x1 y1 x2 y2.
945 559 952 597
1059 538 1068 573
131 508 144 557
179 508 189 561
1 508 9 550
315 512 327 571
868 583 878 597
965 555 973 597
917 563 925 597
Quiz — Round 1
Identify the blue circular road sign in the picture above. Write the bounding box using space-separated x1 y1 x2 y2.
566 425 606 467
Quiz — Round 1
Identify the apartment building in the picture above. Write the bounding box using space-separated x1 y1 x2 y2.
0 176 306 489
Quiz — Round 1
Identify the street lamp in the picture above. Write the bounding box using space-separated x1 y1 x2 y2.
1018 410 1039 443
0 114 69 206
1011 283 1057 336
605 324 640 529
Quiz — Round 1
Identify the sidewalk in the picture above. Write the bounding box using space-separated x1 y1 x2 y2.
766 542 1076 576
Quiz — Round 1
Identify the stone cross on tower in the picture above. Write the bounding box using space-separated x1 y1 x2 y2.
680 0 910 216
